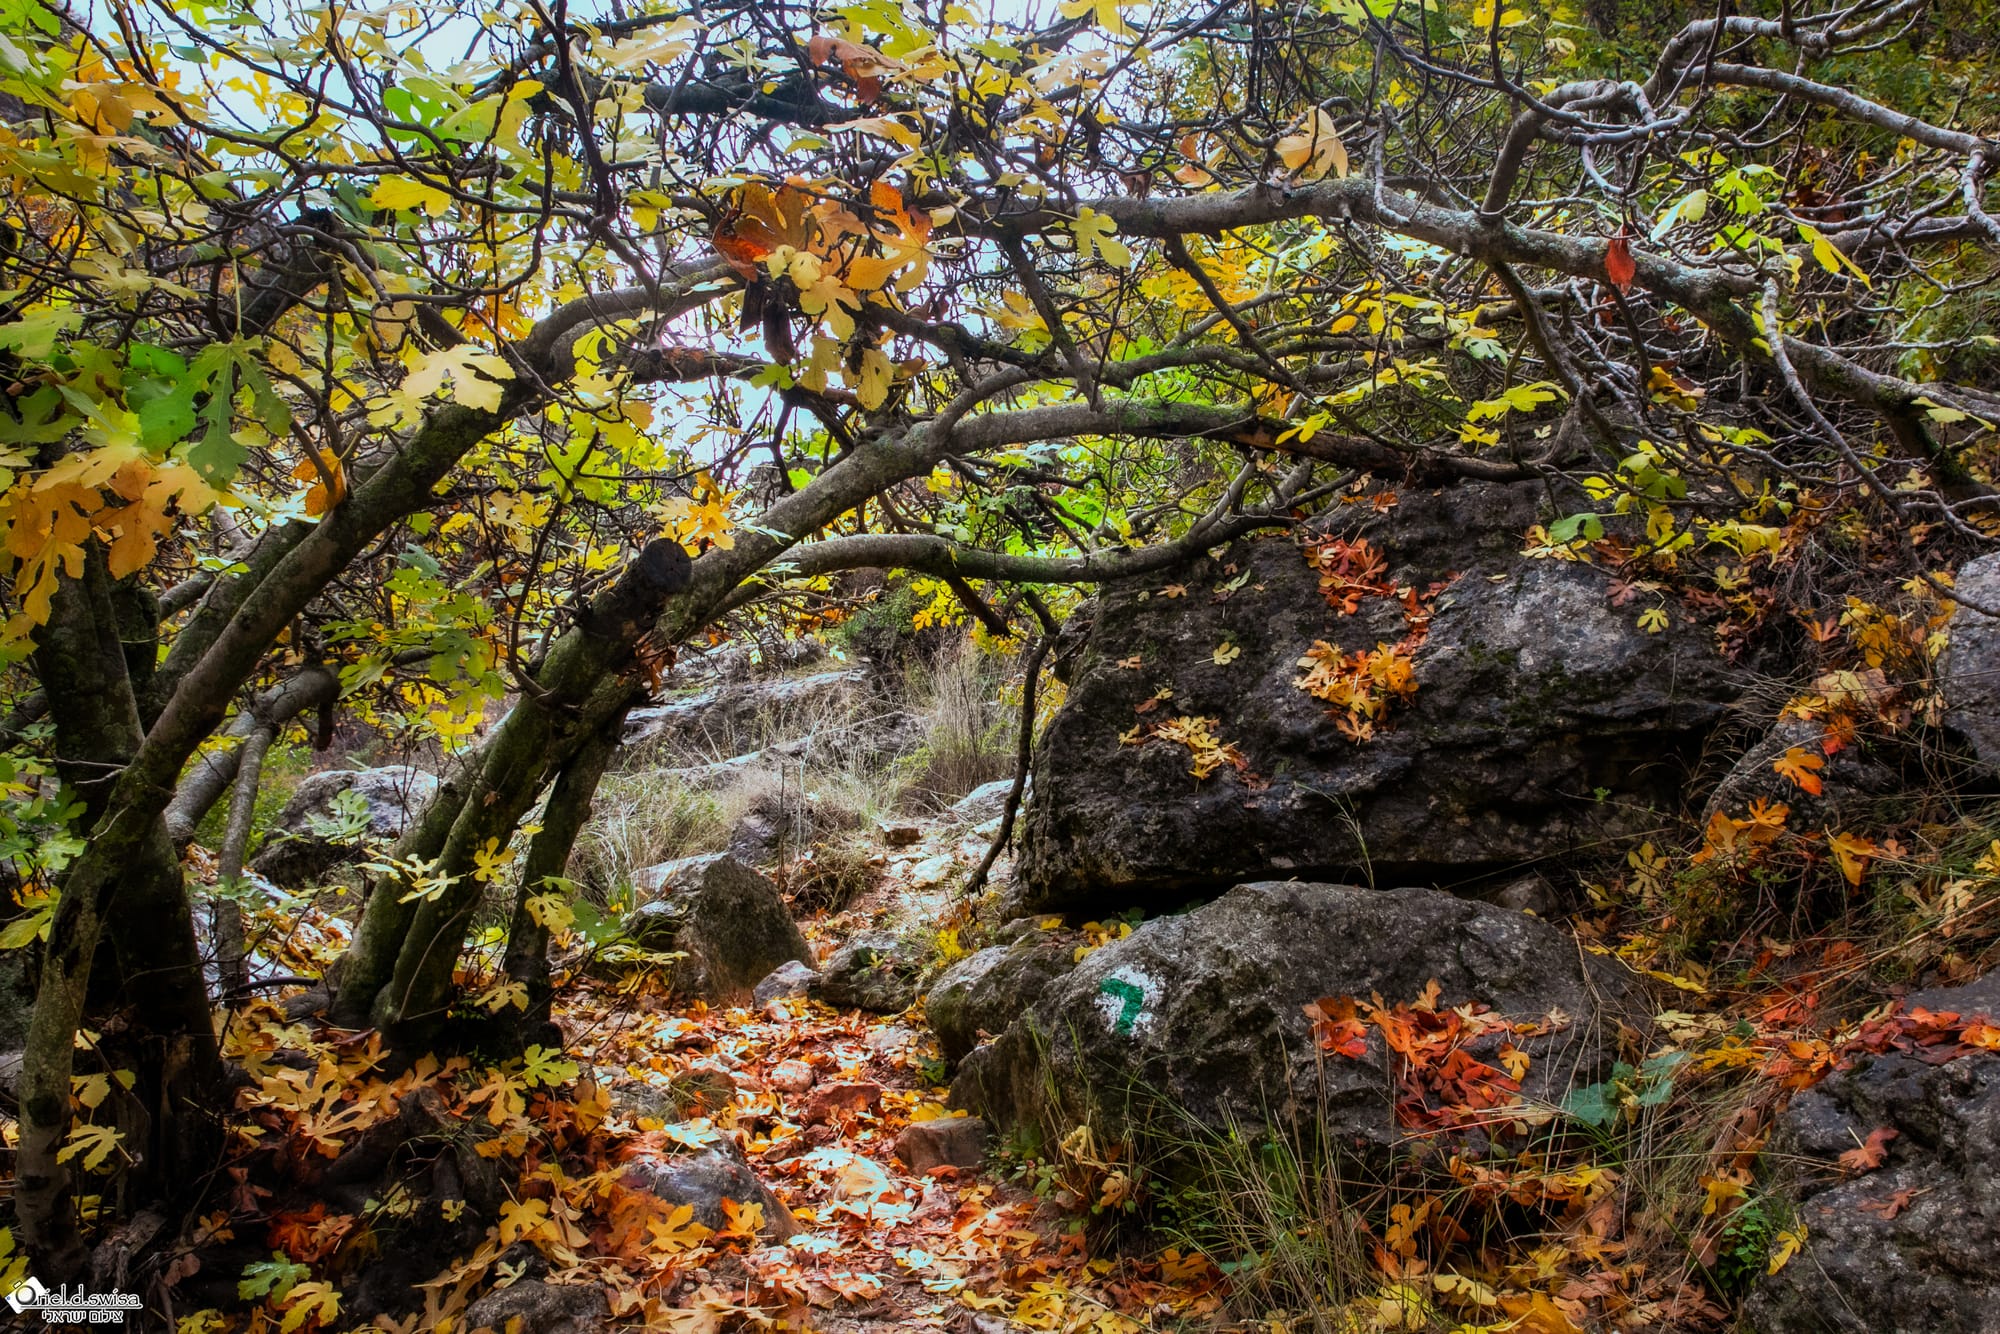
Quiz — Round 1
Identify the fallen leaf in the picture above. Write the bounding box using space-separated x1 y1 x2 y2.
1858 1187 1917 1220
1838 1126 1898 1173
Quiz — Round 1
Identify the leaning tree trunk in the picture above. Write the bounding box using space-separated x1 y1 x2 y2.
498 722 622 1052
338 539 690 1051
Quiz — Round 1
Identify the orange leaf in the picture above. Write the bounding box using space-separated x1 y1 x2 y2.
1837 1126 1897 1173
1771 746 1825 796
1858 1187 1917 1220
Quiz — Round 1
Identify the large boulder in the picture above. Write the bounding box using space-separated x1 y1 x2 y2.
928 924 1082 1066
953 882 1637 1163
250 766 438 887
625 855 811 1000
1941 552 2000 774
1016 483 1741 912
1745 972 2000 1334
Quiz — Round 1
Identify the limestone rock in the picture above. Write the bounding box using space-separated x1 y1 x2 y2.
250 766 438 887
1703 715 1904 831
464 1280 608 1334
1746 971 2000 1334
928 926 1082 1067
1940 552 2000 774
624 856 810 1001
620 1142 800 1240
954 882 1635 1166
1016 484 1741 912
810 931 922 1013
895 1116 989 1173
950 778 1024 826
622 668 873 752
753 959 822 1007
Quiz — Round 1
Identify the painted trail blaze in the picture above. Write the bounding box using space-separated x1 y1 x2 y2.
1099 977 1146 1034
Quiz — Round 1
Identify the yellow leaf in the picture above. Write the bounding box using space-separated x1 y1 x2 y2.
277 1282 340 1334
1799 223 1872 288
1768 1224 1807 1274
645 1203 714 1253
369 175 452 217
1275 107 1348 182
1056 0 1139 37
1827 830 1878 886
1701 1173 1747 1216
497 1198 550 1245
57 1123 123 1172
1212 642 1241 665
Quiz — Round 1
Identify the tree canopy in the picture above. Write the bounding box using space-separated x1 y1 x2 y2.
1 0 1997 1289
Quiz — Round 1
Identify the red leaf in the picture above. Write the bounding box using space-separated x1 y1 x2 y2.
1605 228 1636 295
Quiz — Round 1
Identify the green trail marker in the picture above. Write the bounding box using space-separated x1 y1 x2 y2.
1099 977 1146 1035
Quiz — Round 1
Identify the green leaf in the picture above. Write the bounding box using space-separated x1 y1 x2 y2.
1547 513 1603 544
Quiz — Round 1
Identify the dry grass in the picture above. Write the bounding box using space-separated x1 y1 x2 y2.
893 638 1016 811
578 634 1022 895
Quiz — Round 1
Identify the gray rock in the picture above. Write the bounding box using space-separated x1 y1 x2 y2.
928 928 1081 1066
631 851 726 897
624 856 810 1000
895 1116 990 1173
1746 971 2000 1334
811 931 922 1013
250 766 438 887
753 959 822 1006
951 778 1026 827
1481 873 1557 917
622 668 874 752
1941 552 2000 774
619 1142 800 1240
1016 484 1741 912
953 882 1635 1165
1704 715 1904 831
464 1280 608 1334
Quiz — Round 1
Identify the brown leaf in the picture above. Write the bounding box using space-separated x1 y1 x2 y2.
1858 1187 1917 1220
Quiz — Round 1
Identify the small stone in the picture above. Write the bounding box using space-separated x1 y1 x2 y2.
803 1080 884 1124
811 932 922 1013
863 1024 915 1055
753 959 821 1006
895 1116 989 1174
880 822 923 847
770 1059 816 1094
619 1143 800 1240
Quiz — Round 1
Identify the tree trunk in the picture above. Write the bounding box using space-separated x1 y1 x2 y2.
499 722 620 1052
20 546 223 1278
355 541 689 1050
